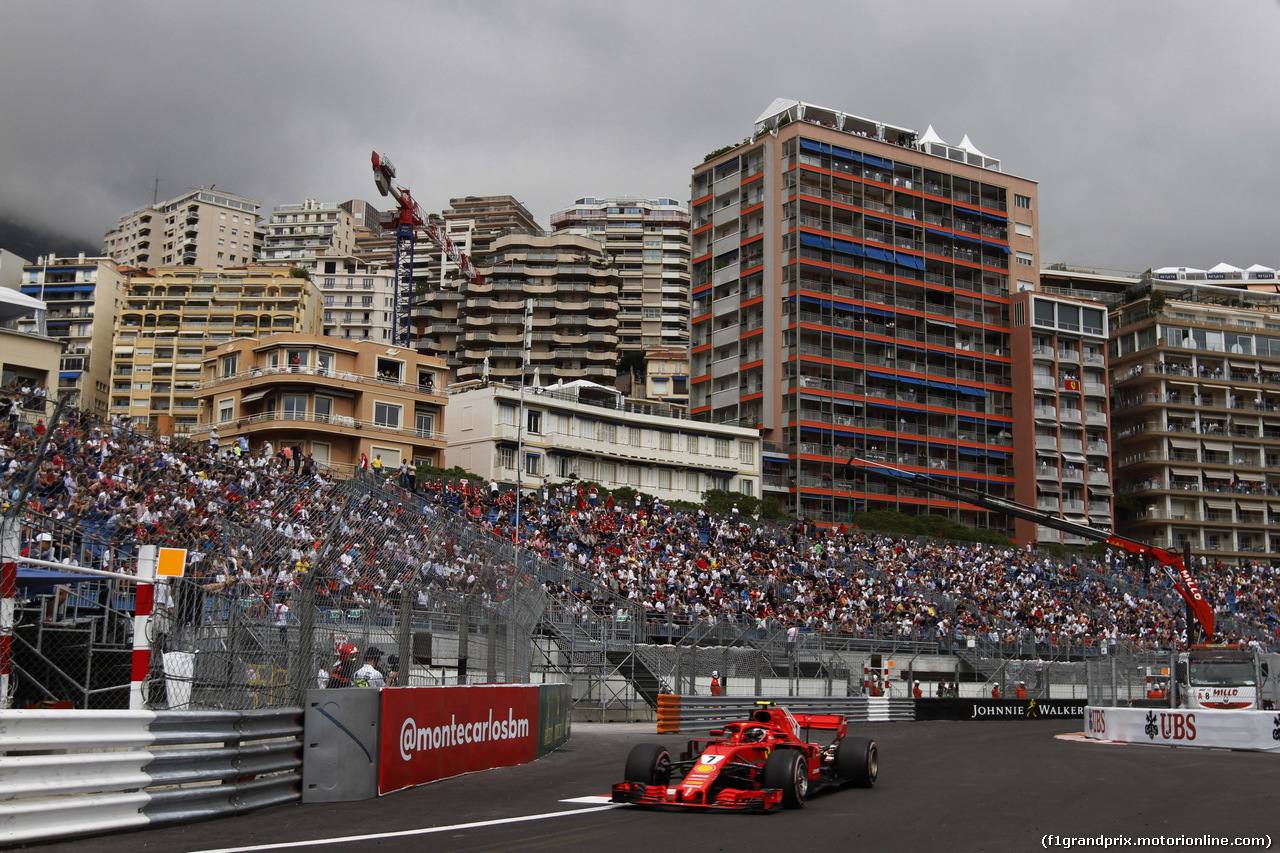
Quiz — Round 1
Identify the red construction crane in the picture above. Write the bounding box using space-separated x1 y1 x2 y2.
371 151 482 346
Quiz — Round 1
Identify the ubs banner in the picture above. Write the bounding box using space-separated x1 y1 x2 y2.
380 685 539 795
914 698 1087 721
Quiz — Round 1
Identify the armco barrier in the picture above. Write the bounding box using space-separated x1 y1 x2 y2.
655 694 915 733
1085 705 1280 752
0 708 302 846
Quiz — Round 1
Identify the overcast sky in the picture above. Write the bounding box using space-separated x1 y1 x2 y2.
2 1 1277 273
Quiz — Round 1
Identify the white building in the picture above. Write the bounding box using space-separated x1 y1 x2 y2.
317 254 398 342
444 380 760 503
260 199 366 271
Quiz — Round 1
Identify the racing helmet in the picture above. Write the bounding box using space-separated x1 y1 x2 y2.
338 643 358 659
711 670 719 678
742 727 768 743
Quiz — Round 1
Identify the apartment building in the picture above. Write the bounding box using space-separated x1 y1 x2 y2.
315 255 397 342
456 232 620 387
550 197 691 351
103 188 262 270
17 255 126 415
1109 268 1280 564
190 334 448 472
1009 291 1113 546
109 266 321 434
689 98 1039 531
445 380 759 502
260 199 368 271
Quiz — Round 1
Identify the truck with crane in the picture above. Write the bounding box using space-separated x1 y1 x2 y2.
848 458 1278 710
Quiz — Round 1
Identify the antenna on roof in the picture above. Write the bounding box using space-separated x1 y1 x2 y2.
152 172 161 206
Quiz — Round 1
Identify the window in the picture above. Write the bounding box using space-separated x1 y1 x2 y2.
416 412 434 437
627 466 641 486
715 438 730 458
658 469 672 490
317 351 335 375
374 401 401 428
524 453 540 476
740 480 753 497
599 423 617 443
580 419 595 440
500 404 517 426
659 432 672 452
323 295 334 306
362 296 373 307
1015 194 1032 209
527 410 541 434
629 427 641 446
218 401 233 423
314 396 332 423
555 414 569 435
497 446 515 470
1014 222 1033 238
282 394 307 420
1015 251 1034 267
740 442 754 464
686 435 699 454
220 354 238 377
599 461 617 484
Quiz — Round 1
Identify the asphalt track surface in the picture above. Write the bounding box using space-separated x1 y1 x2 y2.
30 720 1278 853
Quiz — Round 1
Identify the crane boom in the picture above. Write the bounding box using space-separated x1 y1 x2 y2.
847 457 1216 644
370 151 483 346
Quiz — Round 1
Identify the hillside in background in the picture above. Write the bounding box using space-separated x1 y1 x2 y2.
0 217 95 264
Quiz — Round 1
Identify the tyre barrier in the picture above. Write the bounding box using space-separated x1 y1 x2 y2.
0 707 302 846
655 694 915 733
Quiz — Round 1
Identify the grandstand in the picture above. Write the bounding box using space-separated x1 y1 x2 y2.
2 389 1277 715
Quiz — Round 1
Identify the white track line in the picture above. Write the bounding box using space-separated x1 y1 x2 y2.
187 804 623 853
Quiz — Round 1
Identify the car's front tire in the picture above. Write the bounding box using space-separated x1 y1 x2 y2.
762 749 807 808
624 743 671 786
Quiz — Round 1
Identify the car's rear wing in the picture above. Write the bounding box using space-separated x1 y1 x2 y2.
792 713 847 742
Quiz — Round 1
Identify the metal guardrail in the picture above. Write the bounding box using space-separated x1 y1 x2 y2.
655 694 915 733
0 707 302 845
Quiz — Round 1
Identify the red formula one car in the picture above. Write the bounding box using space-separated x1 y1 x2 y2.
611 703 877 812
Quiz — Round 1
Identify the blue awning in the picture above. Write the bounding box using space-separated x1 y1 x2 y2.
800 139 830 154
800 232 833 250
897 375 928 387
980 210 1008 223
925 228 952 238
984 242 1011 254
926 381 953 391
866 371 896 382
895 252 925 270
863 155 894 170
957 385 988 398
862 306 892 318
831 145 857 161
864 247 891 262
59 371 82 379
953 233 982 244
832 238 863 256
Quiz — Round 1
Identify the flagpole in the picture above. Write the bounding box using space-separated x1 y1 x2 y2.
514 298 533 545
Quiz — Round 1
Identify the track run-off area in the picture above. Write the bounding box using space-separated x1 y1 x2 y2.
32 720 1277 853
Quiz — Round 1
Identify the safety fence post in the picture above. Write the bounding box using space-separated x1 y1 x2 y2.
129 546 157 711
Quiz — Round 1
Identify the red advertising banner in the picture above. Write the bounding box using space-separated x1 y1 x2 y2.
379 685 539 795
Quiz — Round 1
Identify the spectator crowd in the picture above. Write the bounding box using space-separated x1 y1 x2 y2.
3 388 1277 655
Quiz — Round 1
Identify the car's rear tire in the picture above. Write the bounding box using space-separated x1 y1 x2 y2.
624 743 671 786
835 736 878 788
762 749 807 809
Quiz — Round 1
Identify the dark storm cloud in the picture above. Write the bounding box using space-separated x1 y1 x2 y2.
2 1 1277 271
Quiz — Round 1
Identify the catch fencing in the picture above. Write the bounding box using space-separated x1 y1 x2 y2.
1085 649 1177 707
654 694 915 734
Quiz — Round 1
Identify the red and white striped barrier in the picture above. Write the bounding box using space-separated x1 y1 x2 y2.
129 547 157 711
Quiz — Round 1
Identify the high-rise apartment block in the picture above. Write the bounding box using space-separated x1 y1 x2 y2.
1110 267 1280 564
1009 290 1114 546
455 233 619 387
109 266 321 433
18 255 126 415
550 197 691 351
260 199 369 271
690 99 1038 530
103 188 262 270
